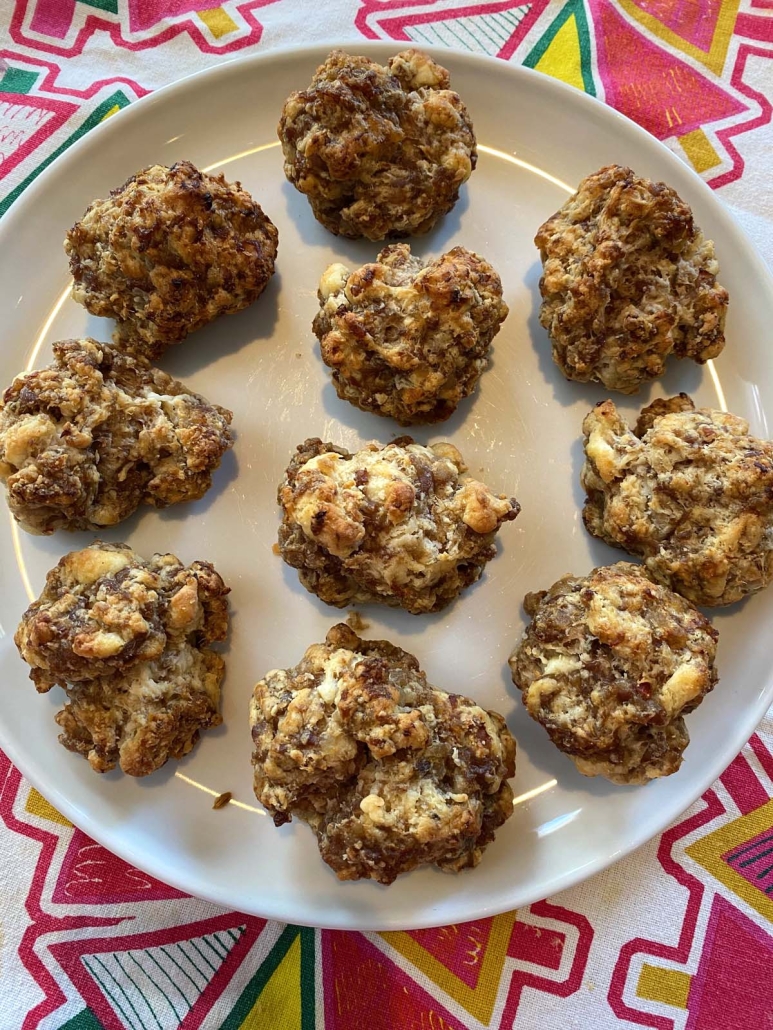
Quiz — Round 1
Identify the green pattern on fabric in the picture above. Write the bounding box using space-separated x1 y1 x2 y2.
218 925 317 1030
523 0 596 96
0 89 131 218
0 67 39 95
59 1009 106 1030
78 0 120 12
300 927 315 1030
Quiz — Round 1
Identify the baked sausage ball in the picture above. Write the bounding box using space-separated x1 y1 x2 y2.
65 161 278 358
535 165 728 393
313 244 508 425
278 49 476 240
278 437 520 614
0 338 233 534
509 563 718 785
250 623 516 883
582 395 773 606
15 543 229 776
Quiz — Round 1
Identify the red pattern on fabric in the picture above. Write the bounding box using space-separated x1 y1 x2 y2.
750 733 773 782
0 751 122 1030
9 0 280 57
0 91 74 182
50 915 267 1030
355 0 550 60
500 900 594 1024
719 753 770 815
589 0 745 139
608 790 726 1029
323 930 471 1030
685 895 773 1030
52 827 187 905
508 919 565 970
709 43 773 188
407 920 494 989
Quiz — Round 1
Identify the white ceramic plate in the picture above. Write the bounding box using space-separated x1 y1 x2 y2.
1 43 772 931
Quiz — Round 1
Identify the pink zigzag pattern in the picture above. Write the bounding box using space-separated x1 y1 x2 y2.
0 750 123 1030
608 733 773 1029
710 40 773 189
0 748 271 1029
10 0 280 58
607 786 725 1030
1 48 150 99
0 49 149 184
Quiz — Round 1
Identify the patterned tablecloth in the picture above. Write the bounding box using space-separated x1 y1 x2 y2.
1 3 773 1028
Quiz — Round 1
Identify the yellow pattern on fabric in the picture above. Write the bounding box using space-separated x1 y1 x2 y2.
100 105 121 121
25 787 71 827
240 934 302 1029
686 798 773 924
198 8 238 39
617 0 740 75
679 129 722 173
636 964 692 1008
381 909 517 1023
535 15 585 92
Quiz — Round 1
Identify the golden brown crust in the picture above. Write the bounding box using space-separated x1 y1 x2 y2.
15 542 229 776
633 392 696 438
313 244 508 425
0 338 233 534
509 563 718 785
582 397 773 606
65 161 278 358
278 49 476 240
277 437 520 614
535 165 728 393
250 623 516 883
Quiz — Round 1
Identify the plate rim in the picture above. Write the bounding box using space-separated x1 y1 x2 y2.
1 40 772 930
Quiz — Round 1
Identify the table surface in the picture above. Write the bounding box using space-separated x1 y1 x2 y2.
1 3 772 1028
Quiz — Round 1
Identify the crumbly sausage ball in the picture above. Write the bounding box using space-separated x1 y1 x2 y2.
65 161 278 358
0 339 233 535
278 49 476 240
15 543 229 776
278 437 520 614
250 623 516 883
535 165 728 393
509 563 718 785
582 395 773 606
313 244 508 425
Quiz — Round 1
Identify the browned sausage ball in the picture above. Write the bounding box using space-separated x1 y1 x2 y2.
65 161 278 358
277 437 520 614
509 563 718 785
535 165 727 393
278 49 476 239
313 244 508 425
16 543 229 777
582 395 773 606
0 338 233 534
250 623 515 883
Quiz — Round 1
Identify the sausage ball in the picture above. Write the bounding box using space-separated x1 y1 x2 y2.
250 623 516 883
278 437 520 614
0 338 233 534
65 161 278 358
15 543 229 776
313 244 508 425
535 165 728 393
509 563 718 785
582 394 773 606
278 49 476 239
